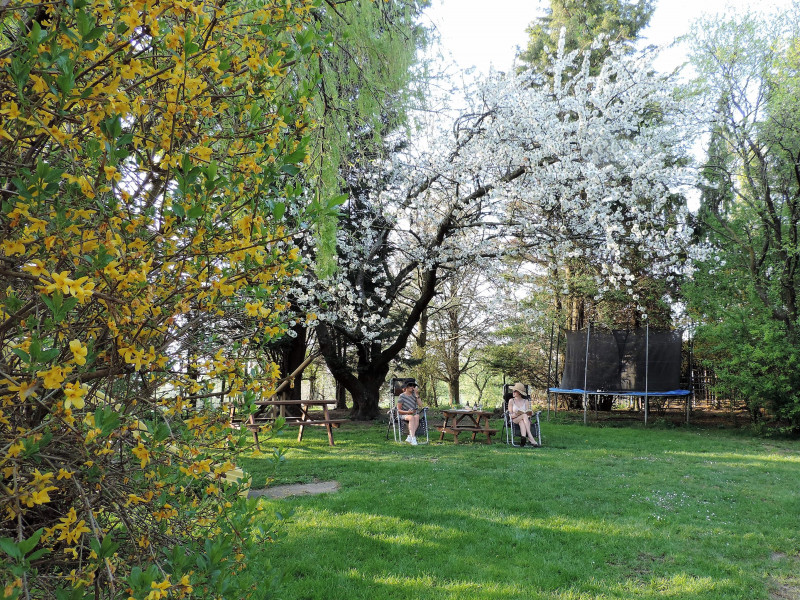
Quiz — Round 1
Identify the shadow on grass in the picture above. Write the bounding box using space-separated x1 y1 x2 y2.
239 421 800 599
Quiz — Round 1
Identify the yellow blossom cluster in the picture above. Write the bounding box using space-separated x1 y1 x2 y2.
0 0 322 597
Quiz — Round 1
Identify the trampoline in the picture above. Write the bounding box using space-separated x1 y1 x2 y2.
547 325 693 424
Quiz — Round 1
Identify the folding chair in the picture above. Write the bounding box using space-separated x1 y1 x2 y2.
386 377 429 443
501 383 541 447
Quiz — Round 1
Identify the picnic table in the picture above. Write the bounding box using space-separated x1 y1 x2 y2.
231 399 345 448
438 408 498 444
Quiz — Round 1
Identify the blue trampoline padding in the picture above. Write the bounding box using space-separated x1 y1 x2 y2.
548 388 690 396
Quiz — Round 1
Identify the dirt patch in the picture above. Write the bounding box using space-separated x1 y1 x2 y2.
770 583 800 600
772 552 789 561
769 552 800 600
248 480 340 499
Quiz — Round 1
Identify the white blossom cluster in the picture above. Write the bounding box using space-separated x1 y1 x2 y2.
294 37 700 339
389 35 698 296
292 211 397 341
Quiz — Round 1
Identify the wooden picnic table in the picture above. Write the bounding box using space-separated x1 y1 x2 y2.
231 399 345 448
438 409 498 444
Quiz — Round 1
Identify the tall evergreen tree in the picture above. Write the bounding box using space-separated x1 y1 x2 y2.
519 0 654 75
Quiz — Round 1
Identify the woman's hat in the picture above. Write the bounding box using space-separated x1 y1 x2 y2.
403 379 418 388
511 382 527 395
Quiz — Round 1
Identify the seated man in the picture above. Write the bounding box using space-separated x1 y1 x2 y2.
397 379 424 445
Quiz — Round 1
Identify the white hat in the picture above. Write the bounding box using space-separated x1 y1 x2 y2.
511 382 527 395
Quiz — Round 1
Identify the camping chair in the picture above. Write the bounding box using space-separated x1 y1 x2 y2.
386 377 429 444
502 384 541 447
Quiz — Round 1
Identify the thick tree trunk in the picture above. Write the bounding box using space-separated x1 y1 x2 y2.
351 371 388 420
277 322 308 417
316 324 389 420
417 308 430 404
448 378 460 407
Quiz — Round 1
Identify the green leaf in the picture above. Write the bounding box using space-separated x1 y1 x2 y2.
279 164 300 176
11 348 30 364
76 10 91 37
39 348 60 363
327 193 348 208
62 296 79 314
272 202 285 220
187 204 204 219
84 26 106 43
283 147 308 164
17 529 44 555
0 537 22 560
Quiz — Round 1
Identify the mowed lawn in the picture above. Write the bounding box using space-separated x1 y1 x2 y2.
240 415 800 600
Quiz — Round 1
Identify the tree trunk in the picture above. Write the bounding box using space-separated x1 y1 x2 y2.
448 377 460 407
315 264 440 420
335 380 347 410
416 308 430 404
351 371 387 420
279 323 307 417
316 324 389 420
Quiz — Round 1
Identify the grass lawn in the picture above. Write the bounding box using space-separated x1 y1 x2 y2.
239 414 800 600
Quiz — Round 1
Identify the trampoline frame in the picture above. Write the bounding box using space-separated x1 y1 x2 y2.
546 323 694 425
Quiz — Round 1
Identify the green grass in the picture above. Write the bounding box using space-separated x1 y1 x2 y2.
239 415 800 600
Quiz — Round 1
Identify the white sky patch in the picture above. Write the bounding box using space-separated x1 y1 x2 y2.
424 0 793 76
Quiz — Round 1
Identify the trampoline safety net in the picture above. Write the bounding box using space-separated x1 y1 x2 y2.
560 329 682 392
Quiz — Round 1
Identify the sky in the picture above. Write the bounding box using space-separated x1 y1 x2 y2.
423 0 793 76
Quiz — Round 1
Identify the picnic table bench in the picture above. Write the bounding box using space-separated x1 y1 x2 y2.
438 409 498 444
230 399 345 448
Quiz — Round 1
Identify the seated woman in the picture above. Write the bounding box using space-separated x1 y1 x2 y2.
397 379 424 445
508 382 539 447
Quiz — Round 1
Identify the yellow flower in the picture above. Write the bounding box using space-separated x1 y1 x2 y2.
55 508 91 544
39 270 74 295
131 443 150 468
103 165 121 182
63 382 86 410
69 339 88 365
22 260 46 276
244 301 262 316
68 276 95 303
190 145 213 162
7 442 24 458
2 239 25 256
37 366 70 389
0 101 20 119
26 486 57 506
7 380 38 401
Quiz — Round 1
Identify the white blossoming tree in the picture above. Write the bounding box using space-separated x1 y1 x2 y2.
307 35 695 419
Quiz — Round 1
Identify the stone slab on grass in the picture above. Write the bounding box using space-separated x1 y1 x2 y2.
249 480 340 499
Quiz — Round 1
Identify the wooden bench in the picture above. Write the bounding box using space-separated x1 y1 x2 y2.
232 418 346 449
230 399 342 448
437 426 499 444
284 419 346 442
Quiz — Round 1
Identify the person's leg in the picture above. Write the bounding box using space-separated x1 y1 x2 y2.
520 415 537 445
409 414 419 438
403 415 414 441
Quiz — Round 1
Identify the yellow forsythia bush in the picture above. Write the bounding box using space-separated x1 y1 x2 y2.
0 0 323 597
